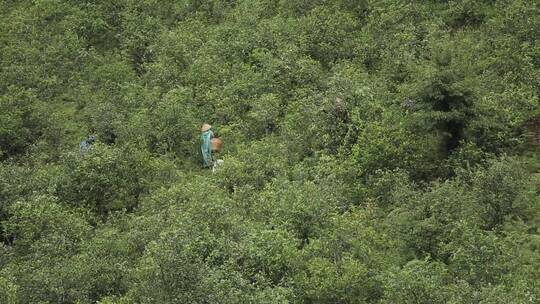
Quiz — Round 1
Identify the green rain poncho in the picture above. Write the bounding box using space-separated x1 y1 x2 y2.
201 129 214 168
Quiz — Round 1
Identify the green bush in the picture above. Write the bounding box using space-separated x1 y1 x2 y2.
57 144 153 214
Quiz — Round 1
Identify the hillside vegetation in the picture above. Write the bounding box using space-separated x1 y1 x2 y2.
1 0 539 303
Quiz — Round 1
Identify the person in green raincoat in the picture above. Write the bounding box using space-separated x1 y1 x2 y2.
201 123 214 168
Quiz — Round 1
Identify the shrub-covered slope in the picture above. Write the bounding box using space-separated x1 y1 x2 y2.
1 1 539 303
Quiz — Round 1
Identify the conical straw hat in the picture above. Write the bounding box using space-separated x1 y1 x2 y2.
201 123 212 132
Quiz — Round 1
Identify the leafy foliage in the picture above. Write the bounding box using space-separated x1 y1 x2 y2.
0 0 538 303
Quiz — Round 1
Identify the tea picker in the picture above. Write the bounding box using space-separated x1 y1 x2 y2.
200 123 224 169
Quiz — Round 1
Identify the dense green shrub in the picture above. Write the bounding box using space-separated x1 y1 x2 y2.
56 144 154 214
0 87 47 159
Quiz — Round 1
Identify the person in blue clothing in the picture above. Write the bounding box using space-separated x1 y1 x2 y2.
79 135 96 154
200 123 214 168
